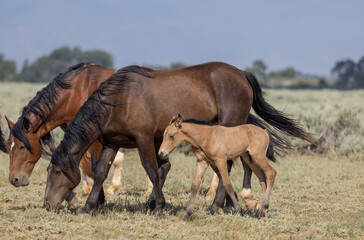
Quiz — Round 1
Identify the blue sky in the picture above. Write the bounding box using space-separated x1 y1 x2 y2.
1 0 363 76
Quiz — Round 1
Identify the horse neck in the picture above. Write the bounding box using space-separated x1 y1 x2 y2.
26 113 64 141
181 123 213 149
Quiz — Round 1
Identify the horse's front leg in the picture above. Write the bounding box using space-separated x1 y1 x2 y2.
81 146 117 215
183 149 209 220
137 139 166 216
145 143 171 211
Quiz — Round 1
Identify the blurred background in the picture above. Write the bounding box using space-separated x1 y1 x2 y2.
1 0 363 89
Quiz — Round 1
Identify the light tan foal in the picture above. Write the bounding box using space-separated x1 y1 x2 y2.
158 115 277 220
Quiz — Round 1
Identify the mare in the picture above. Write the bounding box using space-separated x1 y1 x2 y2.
44 62 314 215
5 63 124 195
159 115 277 219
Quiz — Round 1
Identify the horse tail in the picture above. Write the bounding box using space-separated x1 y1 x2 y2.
247 114 286 162
244 71 316 146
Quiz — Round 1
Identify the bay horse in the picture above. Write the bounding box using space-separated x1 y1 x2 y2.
44 62 314 215
159 115 277 219
5 63 125 195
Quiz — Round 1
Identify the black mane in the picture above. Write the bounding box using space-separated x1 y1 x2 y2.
11 62 89 154
0 123 7 153
52 65 148 169
182 119 218 126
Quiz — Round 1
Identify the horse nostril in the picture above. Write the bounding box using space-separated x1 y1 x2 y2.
11 178 19 185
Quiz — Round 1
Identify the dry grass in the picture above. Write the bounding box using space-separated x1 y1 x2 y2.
0 83 363 239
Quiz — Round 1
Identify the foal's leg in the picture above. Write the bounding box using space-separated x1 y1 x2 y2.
210 160 234 212
105 149 125 195
81 146 118 215
252 155 277 218
212 161 241 215
183 158 209 220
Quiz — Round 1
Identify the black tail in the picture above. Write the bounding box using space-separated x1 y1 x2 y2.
0 121 8 153
244 71 316 146
247 114 291 162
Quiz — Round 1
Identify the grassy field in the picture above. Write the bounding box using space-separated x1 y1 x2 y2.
0 83 363 239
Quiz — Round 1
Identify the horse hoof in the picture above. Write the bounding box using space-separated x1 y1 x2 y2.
182 214 191 221
208 204 222 215
79 213 91 219
151 206 163 217
105 189 115 196
205 193 215 202
146 199 156 210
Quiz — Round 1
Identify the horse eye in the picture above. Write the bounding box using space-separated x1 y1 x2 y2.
19 145 25 150
169 135 174 140
55 169 62 174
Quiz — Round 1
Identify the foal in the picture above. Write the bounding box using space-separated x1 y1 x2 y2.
158 115 277 219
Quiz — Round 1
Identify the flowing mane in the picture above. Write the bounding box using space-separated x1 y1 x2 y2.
0 122 7 153
11 62 89 154
51 65 153 170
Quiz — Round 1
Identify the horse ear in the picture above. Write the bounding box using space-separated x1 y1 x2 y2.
5 116 14 131
175 114 182 129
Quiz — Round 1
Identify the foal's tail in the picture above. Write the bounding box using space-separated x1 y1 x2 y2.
244 71 316 152
247 114 283 162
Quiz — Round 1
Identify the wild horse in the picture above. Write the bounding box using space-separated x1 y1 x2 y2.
159 115 277 219
44 62 314 215
5 63 125 195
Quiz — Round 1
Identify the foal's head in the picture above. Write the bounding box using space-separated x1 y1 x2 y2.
158 114 185 159
44 142 80 212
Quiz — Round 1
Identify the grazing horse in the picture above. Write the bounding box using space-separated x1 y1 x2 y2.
44 62 314 215
159 115 277 219
5 63 125 195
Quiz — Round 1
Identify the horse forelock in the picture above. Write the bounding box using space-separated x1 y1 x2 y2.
11 119 33 153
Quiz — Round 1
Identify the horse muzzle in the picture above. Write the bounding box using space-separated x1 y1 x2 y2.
158 151 169 159
9 175 29 187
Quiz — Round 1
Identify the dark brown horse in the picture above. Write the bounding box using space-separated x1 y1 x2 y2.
44 62 314 215
5 63 119 193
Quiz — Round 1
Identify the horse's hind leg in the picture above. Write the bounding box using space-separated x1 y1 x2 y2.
205 172 219 201
184 154 209 220
252 155 276 218
212 161 241 215
210 160 234 212
105 149 125 195
143 176 154 197
240 156 261 212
